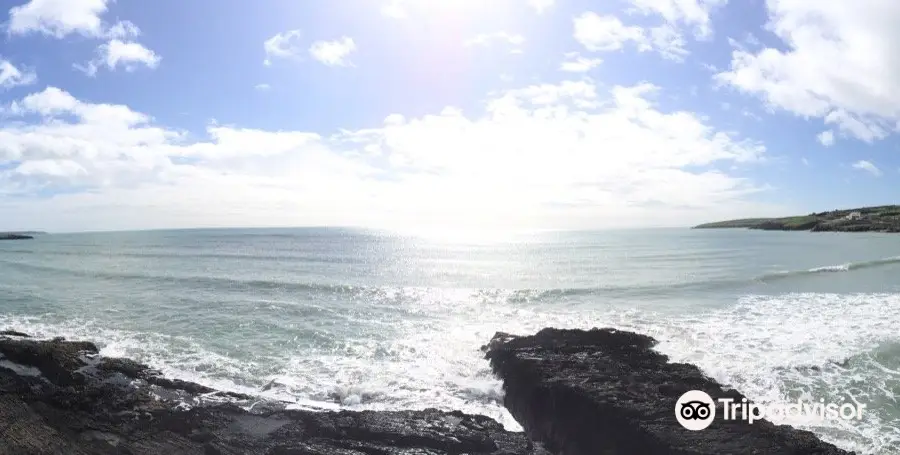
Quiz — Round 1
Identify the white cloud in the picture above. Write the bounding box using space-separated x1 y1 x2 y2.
100 40 160 70
560 52 603 72
852 160 882 177
8 0 108 37
11 86 152 124
529 0 555 14
465 32 526 53
7 0 141 42
105 20 140 39
76 39 161 76
824 109 887 143
646 23 688 60
0 87 172 198
16 159 87 178
255 83 271 91
625 0 726 38
573 13 687 60
264 30 303 65
574 13 646 52
308 37 357 67
801 157 810 166
816 130 835 147
573 1 726 61
0 59 36 88
0 80 775 232
8 0 157 77
716 0 900 143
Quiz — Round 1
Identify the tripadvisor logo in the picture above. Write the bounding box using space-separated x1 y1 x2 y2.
674 390 866 431
675 390 716 431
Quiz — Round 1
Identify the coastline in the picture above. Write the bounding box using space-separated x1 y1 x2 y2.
0 328 856 454
0 234 33 240
693 205 900 233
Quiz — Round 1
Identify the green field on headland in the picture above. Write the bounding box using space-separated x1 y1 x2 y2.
694 205 900 232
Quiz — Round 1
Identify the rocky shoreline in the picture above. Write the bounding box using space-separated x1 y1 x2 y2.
0 328 856 454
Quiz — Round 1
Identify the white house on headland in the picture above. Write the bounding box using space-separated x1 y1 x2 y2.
845 211 863 221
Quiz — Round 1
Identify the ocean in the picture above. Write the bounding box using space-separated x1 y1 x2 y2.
1 227 899 453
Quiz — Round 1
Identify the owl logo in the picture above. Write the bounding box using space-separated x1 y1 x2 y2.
680 400 712 420
675 390 716 430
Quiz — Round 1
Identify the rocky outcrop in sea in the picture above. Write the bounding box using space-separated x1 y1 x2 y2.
484 328 855 455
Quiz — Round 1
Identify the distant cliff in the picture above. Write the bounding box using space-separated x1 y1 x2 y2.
0 233 35 240
694 205 900 233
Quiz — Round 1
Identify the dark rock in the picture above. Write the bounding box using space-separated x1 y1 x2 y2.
0 330 30 337
0 335 98 385
0 334 547 455
485 328 855 455
0 233 33 240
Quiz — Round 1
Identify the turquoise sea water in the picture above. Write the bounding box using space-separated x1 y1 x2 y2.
1 227 899 453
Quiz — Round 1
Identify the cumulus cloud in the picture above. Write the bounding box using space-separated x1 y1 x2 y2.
574 13 645 52
817 130 835 147
573 0 726 62
560 52 603 72
75 39 161 76
716 0 900 143
852 160 882 177
625 0 726 39
8 1 159 77
7 0 109 37
264 30 304 65
573 12 688 61
105 20 140 39
7 0 143 41
0 80 775 232
309 37 357 67
0 59 36 88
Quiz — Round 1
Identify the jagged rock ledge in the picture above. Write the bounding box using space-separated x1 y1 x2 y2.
484 328 855 455
0 331 548 455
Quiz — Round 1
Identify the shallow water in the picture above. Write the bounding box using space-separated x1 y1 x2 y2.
1 227 898 453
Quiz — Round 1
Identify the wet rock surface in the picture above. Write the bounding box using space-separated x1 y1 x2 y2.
0 332 548 455
485 328 856 455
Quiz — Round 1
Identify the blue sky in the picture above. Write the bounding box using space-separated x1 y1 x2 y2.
0 0 897 233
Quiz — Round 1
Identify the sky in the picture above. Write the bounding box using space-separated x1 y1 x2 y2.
0 0 899 233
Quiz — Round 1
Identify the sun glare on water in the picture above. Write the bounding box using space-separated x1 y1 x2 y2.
388 224 543 245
